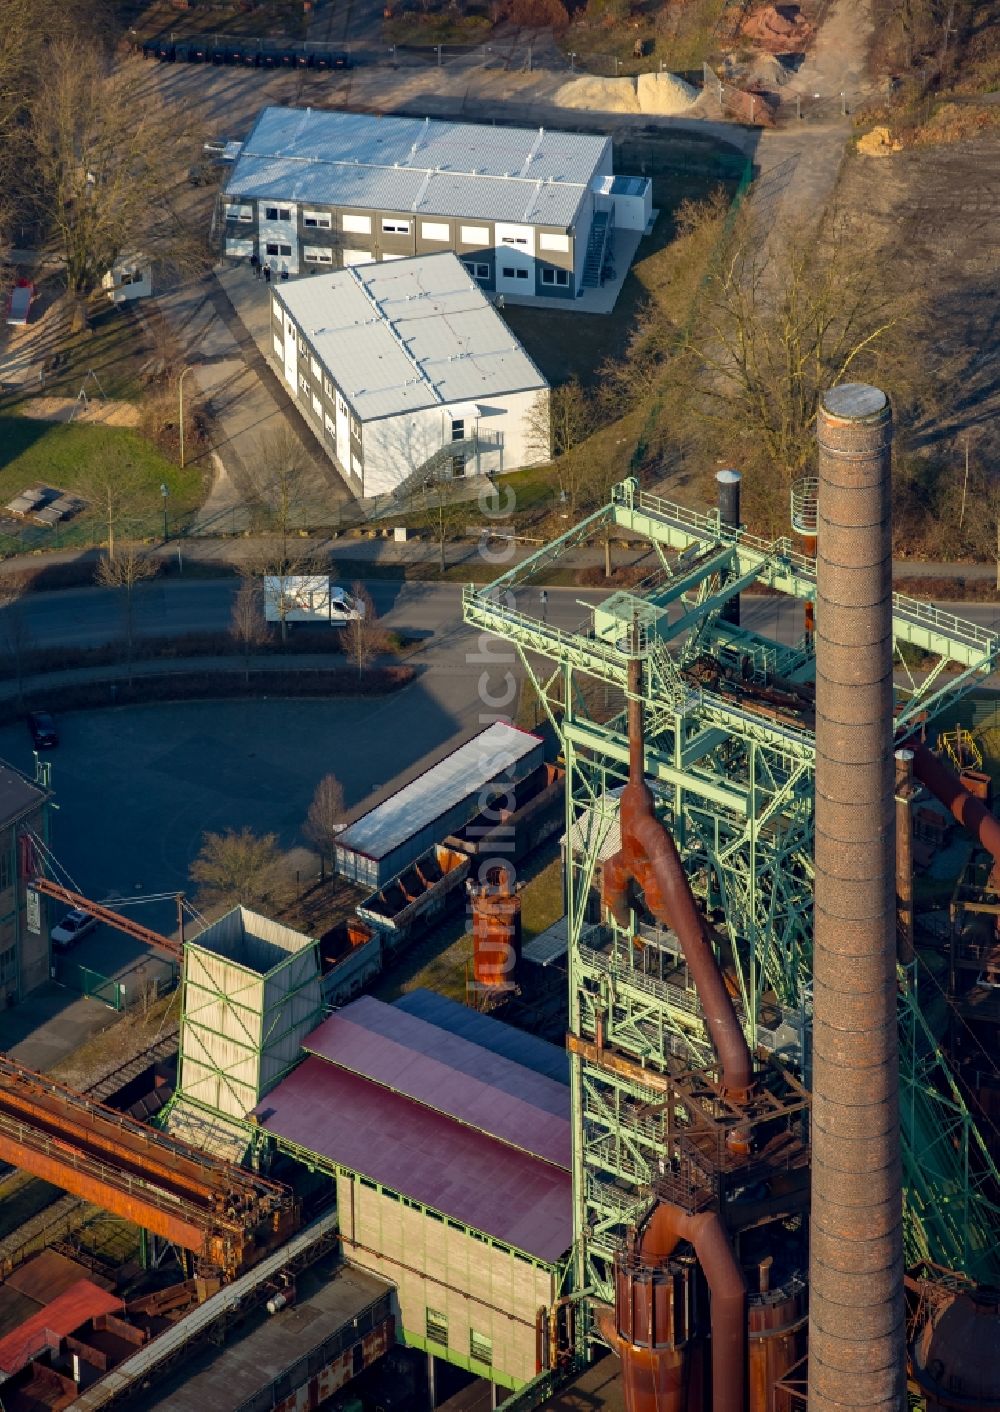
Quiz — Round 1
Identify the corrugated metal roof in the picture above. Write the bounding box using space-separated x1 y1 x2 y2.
395 988 569 1084
0 759 46 826
336 723 542 862
273 253 547 422
254 1058 572 1263
303 996 570 1168
226 107 606 228
0 1280 121 1375
6 1251 111 1306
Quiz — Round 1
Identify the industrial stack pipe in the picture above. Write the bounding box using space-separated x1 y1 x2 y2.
716 469 742 626
809 385 906 1412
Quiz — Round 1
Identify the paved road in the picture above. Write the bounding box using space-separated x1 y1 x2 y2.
11 578 1000 654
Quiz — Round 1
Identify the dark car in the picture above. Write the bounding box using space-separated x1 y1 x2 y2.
27 711 58 749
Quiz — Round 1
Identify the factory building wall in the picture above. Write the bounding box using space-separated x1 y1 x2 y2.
336 1172 553 1391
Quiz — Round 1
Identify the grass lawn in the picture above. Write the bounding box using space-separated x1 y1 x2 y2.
0 416 204 553
384 12 492 45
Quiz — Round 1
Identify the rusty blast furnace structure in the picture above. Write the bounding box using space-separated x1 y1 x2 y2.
463 384 1000 1410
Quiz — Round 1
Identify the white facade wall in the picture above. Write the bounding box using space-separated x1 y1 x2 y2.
337 1175 554 1390
360 388 548 498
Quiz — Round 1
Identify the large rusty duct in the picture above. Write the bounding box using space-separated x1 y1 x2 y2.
809 385 906 1411
0 1055 298 1278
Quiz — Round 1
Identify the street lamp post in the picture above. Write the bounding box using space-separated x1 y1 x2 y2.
178 365 193 469
161 483 170 543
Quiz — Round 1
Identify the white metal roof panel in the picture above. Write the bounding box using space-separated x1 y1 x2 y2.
336 722 543 862
273 253 547 421
226 107 607 228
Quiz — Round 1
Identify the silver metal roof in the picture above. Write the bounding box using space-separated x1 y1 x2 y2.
274 253 547 421
336 722 543 861
226 107 608 228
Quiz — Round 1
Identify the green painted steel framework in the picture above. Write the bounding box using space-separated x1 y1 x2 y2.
463 478 1000 1314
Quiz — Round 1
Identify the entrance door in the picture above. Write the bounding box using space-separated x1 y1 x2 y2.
494 222 535 295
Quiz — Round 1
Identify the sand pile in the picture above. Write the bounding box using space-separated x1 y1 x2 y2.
741 4 813 51
857 125 903 156
553 71 698 116
636 71 699 113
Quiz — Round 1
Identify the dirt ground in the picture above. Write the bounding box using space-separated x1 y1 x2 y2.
836 134 1000 459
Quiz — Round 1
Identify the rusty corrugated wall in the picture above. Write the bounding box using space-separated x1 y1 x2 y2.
808 384 906 1412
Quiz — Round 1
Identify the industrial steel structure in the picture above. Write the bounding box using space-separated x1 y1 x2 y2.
462 387 1000 1399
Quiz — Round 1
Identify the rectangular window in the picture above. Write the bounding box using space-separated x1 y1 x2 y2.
421 220 450 242
463 261 490 282
299 371 310 392
312 393 322 417
264 206 292 222
303 210 332 229
426 1309 448 1347
470 1330 493 1368
120 270 145 286
515 268 528 280
225 203 253 223
324 412 336 438
265 242 292 257
342 213 372 235
475 262 489 280
460 224 489 245
225 237 254 257
501 234 528 246
273 334 284 358
452 455 467 478
351 451 363 479
539 231 570 252
351 415 362 439
303 246 334 265
381 218 410 234
502 266 516 279
451 418 465 442
310 356 322 378
323 376 335 398
337 397 347 416
541 268 569 286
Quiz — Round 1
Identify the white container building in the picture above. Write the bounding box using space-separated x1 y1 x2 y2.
270 253 549 497
222 107 651 303
335 722 544 889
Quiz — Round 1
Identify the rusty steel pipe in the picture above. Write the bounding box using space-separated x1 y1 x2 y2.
809 384 906 1412
895 750 915 966
911 743 1000 886
603 658 753 1098
602 1200 747 1412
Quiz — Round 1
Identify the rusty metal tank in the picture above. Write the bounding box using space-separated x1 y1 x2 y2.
469 868 522 989
913 1288 1000 1412
601 1244 706 1412
748 1274 808 1412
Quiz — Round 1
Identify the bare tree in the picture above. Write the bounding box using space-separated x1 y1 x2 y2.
95 545 157 683
79 449 157 560
343 583 386 677
190 827 288 912
229 578 268 683
243 426 326 644
674 204 907 483
0 570 33 704
304 773 346 878
29 42 205 329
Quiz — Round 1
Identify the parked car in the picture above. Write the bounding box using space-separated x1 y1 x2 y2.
27 711 58 749
51 908 98 951
6 279 35 327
